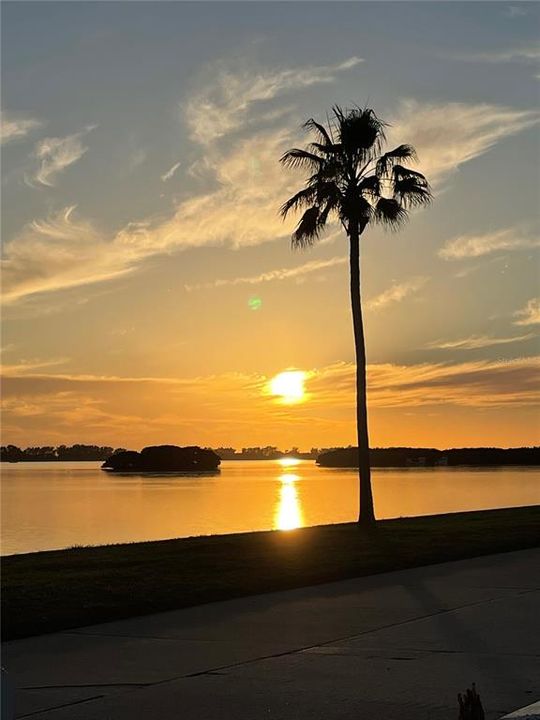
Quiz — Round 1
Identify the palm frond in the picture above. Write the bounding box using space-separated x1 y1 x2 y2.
358 175 380 196
374 197 408 230
336 106 387 156
303 118 333 147
318 188 342 226
339 192 373 225
392 164 426 181
280 186 318 218
292 206 322 248
309 141 342 155
376 144 418 176
280 148 324 170
315 180 342 205
393 177 433 208
280 105 431 242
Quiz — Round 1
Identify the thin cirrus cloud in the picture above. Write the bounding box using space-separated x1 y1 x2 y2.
366 277 427 311
308 357 539 408
2 55 539 305
1 207 136 304
426 333 535 350
2 129 299 304
514 298 540 326
0 357 70 375
26 125 96 187
458 46 540 63
451 45 540 81
184 56 363 145
160 160 182 182
503 6 529 18
389 100 539 185
1 111 41 145
185 256 347 292
439 228 539 260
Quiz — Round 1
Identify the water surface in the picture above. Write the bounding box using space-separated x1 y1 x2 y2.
1 459 538 555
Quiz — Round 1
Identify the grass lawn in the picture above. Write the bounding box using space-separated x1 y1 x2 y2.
2 505 539 640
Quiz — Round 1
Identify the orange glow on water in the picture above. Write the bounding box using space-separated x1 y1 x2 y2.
278 457 301 467
274 472 303 530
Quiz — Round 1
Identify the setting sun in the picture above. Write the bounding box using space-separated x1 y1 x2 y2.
269 371 306 404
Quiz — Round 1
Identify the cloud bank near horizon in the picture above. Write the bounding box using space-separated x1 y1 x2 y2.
2 356 538 447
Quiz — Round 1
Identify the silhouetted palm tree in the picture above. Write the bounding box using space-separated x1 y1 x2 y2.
280 106 432 526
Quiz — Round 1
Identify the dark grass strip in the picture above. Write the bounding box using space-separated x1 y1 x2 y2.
2 506 539 640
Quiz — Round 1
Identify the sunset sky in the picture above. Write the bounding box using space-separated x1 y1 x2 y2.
1 1 539 450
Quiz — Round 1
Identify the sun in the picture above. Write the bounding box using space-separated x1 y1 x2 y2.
269 371 306 404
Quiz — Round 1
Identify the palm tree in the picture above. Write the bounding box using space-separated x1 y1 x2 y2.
280 106 432 526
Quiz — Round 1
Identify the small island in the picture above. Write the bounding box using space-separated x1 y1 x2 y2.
101 445 221 473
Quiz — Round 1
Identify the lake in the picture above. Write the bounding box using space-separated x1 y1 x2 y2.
1 459 539 555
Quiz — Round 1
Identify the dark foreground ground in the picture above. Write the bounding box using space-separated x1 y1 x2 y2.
3 506 539 640
3 548 539 719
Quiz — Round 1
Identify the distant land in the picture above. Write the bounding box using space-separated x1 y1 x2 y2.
317 447 540 468
1 444 539 466
0 444 311 463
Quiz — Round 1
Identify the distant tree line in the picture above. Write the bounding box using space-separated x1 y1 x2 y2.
2 444 538 466
317 446 540 468
0 445 125 462
213 446 314 460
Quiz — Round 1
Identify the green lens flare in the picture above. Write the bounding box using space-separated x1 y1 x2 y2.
248 296 262 311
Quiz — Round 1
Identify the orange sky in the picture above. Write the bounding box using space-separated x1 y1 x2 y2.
2 2 539 450
2 359 538 449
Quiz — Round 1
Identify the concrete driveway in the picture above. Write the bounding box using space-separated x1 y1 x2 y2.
3 548 539 719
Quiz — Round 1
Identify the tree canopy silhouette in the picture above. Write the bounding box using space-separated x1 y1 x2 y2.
280 105 432 525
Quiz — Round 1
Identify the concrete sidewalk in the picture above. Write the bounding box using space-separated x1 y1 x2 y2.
3 548 539 719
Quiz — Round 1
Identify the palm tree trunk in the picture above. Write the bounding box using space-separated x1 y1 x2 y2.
349 223 375 525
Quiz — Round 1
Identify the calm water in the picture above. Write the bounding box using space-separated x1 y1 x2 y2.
1 460 539 555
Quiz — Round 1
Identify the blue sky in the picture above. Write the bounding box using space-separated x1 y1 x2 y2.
1 2 539 448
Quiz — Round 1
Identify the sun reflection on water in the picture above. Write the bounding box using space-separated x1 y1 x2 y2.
277 457 301 468
274 472 303 531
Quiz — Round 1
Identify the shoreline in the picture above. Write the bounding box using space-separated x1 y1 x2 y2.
2 506 539 641
3 459 539 466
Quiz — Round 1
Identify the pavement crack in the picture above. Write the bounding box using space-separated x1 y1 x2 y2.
64 630 176 641
22 683 150 690
18 694 106 718
169 590 530 682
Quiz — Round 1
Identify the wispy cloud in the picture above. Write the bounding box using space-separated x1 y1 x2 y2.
1 111 41 145
27 125 96 187
452 255 508 279
439 228 539 260
503 5 529 18
161 160 182 182
309 357 539 409
453 43 540 80
514 298 540 326
4 70 538 305
391 100 539 184
2 127 300 304
366 277 427 311
127 148 147 173
0 357 69 375
426 333 535 350
460 46 540 63
185 256 346 291
1 207 135 303
184 56 363 145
